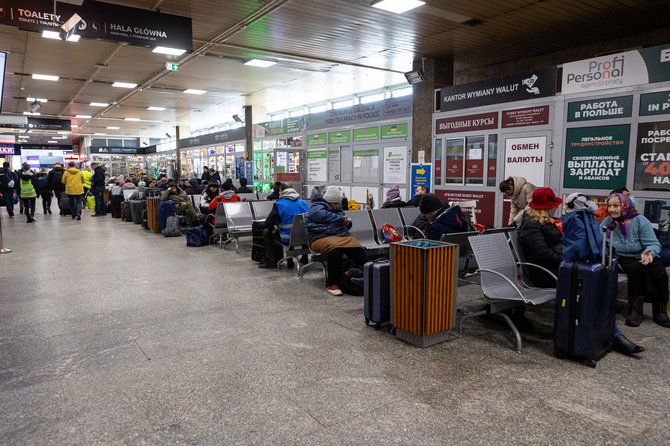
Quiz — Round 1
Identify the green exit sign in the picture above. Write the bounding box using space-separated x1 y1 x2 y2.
166 63 179 71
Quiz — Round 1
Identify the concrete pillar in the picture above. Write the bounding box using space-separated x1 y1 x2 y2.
410 57 453 164
244 105 253 161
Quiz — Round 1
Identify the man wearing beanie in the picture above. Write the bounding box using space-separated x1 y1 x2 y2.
305 185 366 296
381 185 406 209
160 180 198 226
419 193 468 240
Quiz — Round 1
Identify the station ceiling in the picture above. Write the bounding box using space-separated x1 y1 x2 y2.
1 0 669 145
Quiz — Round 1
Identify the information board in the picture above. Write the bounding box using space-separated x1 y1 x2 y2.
328 149 341 182
504 136 547 188
353 149 379 183
307 149 328 182
383 146 407 184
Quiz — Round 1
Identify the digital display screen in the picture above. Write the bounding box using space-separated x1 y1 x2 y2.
0 52 6 112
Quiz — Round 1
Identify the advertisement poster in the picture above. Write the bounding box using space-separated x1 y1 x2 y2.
235 156 245 179
307 149 328 182
567 96 633 122
436 112 498 134
307 133 327 146
434 190 496 227
353 127 379 142
446 159 463 183
353 149 379 183
328 149 341 182
564 125 630 189
634 121 670 191
381 123 408 139
502 106 550 128
328 130 352 144
504 136 547 187
244 161 254 185
639 90 670 116
383 146 407 184
410 164 432 197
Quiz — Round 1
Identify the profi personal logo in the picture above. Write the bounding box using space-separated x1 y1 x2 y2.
566 55 625 88
661 49 670 63
521 74 540 95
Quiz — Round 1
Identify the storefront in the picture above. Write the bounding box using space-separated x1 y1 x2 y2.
178 127 246 181
252 118 304 194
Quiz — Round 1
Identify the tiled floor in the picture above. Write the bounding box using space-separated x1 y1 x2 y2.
1 205 669 445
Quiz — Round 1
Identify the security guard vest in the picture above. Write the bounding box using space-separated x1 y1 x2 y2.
20 178 37 198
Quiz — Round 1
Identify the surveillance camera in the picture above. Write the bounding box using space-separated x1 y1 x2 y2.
31 101 41 112
165 132 171 138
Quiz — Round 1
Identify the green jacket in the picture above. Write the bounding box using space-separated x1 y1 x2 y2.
161 189 191 205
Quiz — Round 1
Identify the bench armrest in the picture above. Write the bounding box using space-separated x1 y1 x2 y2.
515 262 558 281
405 225 426 239
477 268 529 304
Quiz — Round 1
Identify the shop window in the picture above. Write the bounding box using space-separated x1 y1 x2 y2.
434 138 442 186
465 136 484 185
487 135 498 187
445 138 464 184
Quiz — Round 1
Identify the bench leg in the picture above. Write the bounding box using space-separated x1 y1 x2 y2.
458 308 488 334
498 312 523 353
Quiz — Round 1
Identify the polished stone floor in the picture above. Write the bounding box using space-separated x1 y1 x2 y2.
1 204 669 445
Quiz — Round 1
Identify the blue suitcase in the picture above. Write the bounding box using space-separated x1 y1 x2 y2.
158 201 175 231
364 261 391 329
554 230 617 367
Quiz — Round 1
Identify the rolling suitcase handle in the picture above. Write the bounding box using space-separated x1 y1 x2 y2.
601 227 613 268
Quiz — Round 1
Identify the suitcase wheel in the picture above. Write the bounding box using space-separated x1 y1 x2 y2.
585 360 597 369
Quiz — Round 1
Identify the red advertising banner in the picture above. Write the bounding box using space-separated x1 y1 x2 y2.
434 190 496 227
435 160 442 182
502 106 550 128
488 156 497 184
446 159 463 181
466 159 483 179
277 173 300 182
436 112 498 134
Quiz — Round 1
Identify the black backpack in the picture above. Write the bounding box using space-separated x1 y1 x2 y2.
51 169 64 188
339 261 364 296
0 169 14 189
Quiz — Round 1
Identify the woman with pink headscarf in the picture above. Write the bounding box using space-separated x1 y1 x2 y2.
601 193 669 328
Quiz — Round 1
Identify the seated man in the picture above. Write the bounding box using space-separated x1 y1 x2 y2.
185 179 201 196
235 177 253 194
406 185 428 207
259 183 309 269
208 182 242 213
418 193 468 240
160 180 198 226
200 180 220 214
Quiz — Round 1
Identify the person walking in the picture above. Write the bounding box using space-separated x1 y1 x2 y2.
62 162 86 220
82 166 93 196
47 163 66 214
18 163 38 223
36 168 52 214
0 161 17 217
90 162 107 216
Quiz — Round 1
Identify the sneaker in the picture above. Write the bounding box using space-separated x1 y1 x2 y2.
327 285 343 296
76 215 81 220
48 209 52 214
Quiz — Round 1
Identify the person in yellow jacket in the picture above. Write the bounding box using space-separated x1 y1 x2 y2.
62 162 86 220
82 166 93 196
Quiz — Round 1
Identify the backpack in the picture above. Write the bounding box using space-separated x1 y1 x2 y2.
381 224 402 243
51 169 64 187
562 209 602 262
37 175 48 190
0 170 14 189
339 265 364 296
162 215 182 237
184 226 209 246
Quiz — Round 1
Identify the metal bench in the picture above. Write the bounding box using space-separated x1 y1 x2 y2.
237 192 258 202
222 202 253 253
345 210 389 253
251 200 274 221
369 208 407 244
398 206 424 239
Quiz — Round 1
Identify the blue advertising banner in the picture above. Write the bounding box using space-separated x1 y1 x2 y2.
410 164 431 197
235 157 244 179
244 161 254 185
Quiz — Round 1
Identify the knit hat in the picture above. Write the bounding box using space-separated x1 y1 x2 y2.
188 179 198 186
564 192 597 212
386 185 400 201
529 187 562 210
419 194 443 214
167 180 177 188
322 186 342 203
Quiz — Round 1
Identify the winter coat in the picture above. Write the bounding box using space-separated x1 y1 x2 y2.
518 213 562 287
267 190 280 200
235 186 253 194
92 166 106 187
426 203 468 240
600 215 661 258
304 193 351 244
62 167 86 196
508 176 536 226
47 166 65 192
405 194 424 207
264 188 309 243
208 191 242 211
381 197 406 209
160 188 191 205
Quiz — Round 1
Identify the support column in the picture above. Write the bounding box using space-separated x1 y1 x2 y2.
244 105 253 161
175 126 181 181
410 57 453 164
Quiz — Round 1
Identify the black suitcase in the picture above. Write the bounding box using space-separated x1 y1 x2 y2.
111 195 123 218
364 261 391 329
122 201 133 222
251 220 266 262
59 193 71 215
130 200 144 224
554 228 617 367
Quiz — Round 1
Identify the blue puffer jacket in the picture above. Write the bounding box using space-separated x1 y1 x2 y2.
305 193 350 243
426 203 468 240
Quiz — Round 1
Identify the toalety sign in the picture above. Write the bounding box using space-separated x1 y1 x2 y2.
439 67 557 112
436 112 498 134
561 43 670 94
567 95 632 122
634 121 670 191
563 124 630 189
0 0 193 51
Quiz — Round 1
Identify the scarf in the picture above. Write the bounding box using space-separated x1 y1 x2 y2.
608 193 639 239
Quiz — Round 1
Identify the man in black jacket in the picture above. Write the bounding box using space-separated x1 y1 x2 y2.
47 163 66 214
90 162 107 216
235 177 253 194
0 162 17 217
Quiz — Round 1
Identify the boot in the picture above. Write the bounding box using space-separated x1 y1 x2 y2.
652 300 670 328
612 332 645 355
625 296 645 327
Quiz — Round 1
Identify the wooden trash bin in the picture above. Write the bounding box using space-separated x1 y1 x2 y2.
146 198 161 233
392 240 458 347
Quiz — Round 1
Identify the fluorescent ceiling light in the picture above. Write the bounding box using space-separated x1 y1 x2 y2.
32 73 59 81
27 98 48 103
106 126 120 130
48 140 58 143
42 30 61 40
94 133 106 136
75 114 92 119
53 136 67 139
66 34 81 42
58 131 70 134
153 46 186 56
147 106 166 111
112 82 138 88
23 111 41 115
183 89 206 95
244 59 276 68
90 102 109 107
124 117 140 121
71 124 79 127
372 0 425 14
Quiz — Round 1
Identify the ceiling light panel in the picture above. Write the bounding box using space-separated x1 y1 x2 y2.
107 126 120 130
153 46 186 56
112 82 138 88
32 74 59 81
244 59 276 68
372 0 425 14
76 114 92 119
147 106 166 111
183 89 206 95
27 98 48 103
124 117 140 121
90 102 109 107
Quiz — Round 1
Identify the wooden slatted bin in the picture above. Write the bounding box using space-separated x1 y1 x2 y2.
392 240 458 347
146 198 161 233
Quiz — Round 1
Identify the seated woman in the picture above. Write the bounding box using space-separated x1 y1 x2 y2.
305 185 366 296
199 180 220 214
381 185 406 209
601 193 670 328
519 188 644 355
